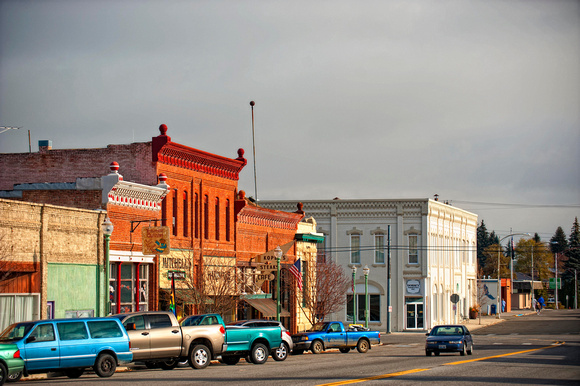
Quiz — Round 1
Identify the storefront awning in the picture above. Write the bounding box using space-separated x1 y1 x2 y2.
243 298 290 318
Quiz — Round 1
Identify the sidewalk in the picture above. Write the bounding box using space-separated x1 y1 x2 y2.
462 309 535 331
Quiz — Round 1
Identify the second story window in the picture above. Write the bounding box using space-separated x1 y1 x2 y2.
203 195 209 239
350 234 361 264
409 234 418 264
194 193 199 239
183 191 188 237
172 189 178 236
375 234 385 264
225 199 230 241
215 197 220 241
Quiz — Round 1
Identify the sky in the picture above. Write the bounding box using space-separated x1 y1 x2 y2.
1 0 579 241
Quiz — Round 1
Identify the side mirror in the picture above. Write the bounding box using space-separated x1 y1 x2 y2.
125 323 136 331
26 336 36 343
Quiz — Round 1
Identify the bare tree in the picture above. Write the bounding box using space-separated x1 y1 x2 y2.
164 250 239 321
300 255 350 323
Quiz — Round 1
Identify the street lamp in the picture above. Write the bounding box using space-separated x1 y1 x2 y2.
363 265 370 328
498 233 529 318
274 246 283 321
101 217 114 316
352 266 357 323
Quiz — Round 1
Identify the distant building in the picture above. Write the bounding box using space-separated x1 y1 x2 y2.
259 198 478 331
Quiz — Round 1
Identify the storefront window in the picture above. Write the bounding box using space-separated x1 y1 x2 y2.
110 263 149 314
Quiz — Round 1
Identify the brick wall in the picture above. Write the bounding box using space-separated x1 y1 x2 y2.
0 142 156 190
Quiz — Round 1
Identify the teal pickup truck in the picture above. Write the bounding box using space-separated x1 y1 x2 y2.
292 321 380 355
181 314 283 366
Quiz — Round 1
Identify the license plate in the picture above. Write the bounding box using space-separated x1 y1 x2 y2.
438 345 446 349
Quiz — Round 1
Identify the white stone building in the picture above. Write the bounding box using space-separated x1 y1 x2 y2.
259 198 478 332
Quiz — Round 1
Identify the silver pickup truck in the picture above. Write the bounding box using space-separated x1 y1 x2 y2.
109 311 225 369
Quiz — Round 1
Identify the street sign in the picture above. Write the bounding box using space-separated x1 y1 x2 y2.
450 294 460 304
549 278 561 289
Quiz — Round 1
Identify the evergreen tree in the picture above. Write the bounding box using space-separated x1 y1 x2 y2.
477 220 490 268
566 217 580 271
550 226 568 255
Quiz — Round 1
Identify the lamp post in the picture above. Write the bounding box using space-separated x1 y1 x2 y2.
274 246 283 321
101 217 114 316
352 266 357 323
497 233 529 318
363 265 369 328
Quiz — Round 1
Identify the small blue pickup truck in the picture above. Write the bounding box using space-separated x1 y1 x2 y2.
291 322 380 355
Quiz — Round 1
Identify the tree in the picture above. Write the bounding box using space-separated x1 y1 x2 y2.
550 226 568 255
514 238 552 285
477 220 498 270
481 244 511 279
300 255 350 323
163 250 239 321
561 217 580 308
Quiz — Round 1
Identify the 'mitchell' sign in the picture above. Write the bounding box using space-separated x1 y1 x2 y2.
142 226 171 255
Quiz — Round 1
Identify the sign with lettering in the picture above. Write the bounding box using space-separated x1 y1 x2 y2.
406 279 421 295
142 226 170 255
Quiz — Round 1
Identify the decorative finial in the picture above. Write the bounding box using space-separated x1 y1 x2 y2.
159 124 168 136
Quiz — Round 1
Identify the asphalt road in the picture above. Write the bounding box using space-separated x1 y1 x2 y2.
17 309 580 385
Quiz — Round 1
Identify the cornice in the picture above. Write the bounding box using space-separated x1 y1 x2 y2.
158 142 247 181
236 206 303 230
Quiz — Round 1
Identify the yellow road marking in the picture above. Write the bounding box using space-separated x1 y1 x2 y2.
316 342 564 386
317 368 430 386
444 342 564 365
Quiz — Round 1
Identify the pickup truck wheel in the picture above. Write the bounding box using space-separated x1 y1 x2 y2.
250 343 268 365
6 371 23 382
311 340 324 354
65 368 84 378
339 347 350 353
189 344 211 369
93 353 116 378
272 342 289 361
356 339 370 353
221 356 241 365
160 360 178 370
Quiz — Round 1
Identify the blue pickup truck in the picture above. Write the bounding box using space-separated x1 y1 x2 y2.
291 322 380 355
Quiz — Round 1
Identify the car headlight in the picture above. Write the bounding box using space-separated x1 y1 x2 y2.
448 341 461 344
302 336 309 341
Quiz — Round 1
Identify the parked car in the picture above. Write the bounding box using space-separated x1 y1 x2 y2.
181 314 283 366
0 343 24 385
110 311 226 370
0 318 132 380
227 320 293 361
425 324 473 356
291 321 380 355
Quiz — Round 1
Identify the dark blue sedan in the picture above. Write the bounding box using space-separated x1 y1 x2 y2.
425 325 473 356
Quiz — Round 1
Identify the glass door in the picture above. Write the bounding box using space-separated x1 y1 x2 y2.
406 298 424 329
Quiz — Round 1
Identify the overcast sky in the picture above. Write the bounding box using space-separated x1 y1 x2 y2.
1 0 578 240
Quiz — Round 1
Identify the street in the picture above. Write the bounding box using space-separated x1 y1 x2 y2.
17 309 580 385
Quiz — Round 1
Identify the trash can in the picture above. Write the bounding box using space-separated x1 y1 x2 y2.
491 304 496 315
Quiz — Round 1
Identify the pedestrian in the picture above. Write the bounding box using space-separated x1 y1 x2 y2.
502 299 506 313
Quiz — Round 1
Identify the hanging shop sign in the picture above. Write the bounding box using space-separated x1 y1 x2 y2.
142 226 171 255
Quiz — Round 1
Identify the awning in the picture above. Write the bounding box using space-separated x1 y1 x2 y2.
243 298 290 318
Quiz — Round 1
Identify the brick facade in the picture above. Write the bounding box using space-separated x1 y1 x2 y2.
1 124 307 332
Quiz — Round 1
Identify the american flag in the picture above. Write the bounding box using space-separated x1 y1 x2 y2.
290 259 302 290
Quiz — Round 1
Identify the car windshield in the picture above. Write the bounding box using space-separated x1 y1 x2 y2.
309 323 330 332
430 326 464 336
0 322 34 341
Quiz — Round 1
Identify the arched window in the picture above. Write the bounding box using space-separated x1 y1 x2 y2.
225 199 230 242
203 195 209 239
194 193 199 239
183 191 189 237
172 189 178 236
215 197 220 241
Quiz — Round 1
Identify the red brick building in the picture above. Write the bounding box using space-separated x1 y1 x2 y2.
1 124 304 326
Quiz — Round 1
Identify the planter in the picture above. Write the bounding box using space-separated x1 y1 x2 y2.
469 310 478 319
